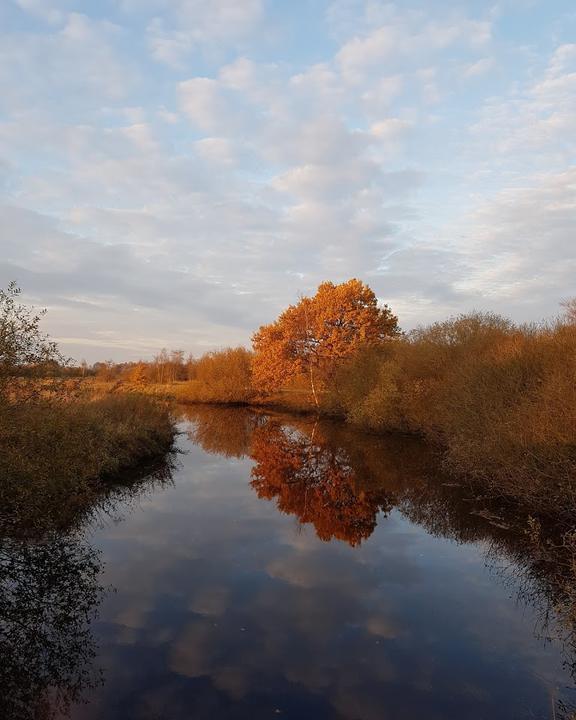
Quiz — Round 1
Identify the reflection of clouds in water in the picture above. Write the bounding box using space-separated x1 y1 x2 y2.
188 586 230 617
365 615 399 639
170 618 217 678
114 598 155 630
266 550 369 589
71 407 575 719
211 664 251 701
163 576 402 718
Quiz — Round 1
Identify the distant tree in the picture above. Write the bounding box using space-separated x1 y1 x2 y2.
561 298 576 324
168 350 186 382
128 362 149 385
193 347 254 403
0 282 64 399
95 360 116 382
153 348 169 384
185 354 197 381
252 279 399 407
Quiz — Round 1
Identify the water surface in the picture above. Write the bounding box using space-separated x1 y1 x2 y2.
4 406 575 719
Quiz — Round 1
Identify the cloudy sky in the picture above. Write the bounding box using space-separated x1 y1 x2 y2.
0 0 574 361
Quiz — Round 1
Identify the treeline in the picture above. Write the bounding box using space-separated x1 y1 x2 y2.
83 347 254 404
19 277 575 525
101 278 574 528
250 280 576 524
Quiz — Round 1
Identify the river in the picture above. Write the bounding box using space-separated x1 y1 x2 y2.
2 405 575 719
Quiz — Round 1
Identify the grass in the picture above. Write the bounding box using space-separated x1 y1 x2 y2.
0 394 176 535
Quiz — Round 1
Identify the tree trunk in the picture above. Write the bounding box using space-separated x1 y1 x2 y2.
302 297 320 411
309 362 319 410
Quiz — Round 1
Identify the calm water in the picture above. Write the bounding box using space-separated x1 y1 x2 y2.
2 406 575 719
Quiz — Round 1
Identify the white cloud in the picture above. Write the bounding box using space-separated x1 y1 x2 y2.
272 160 375 201
336 14 491 82
337 25 399 81
0 1 573 359
416 66 441 104
288 64 344 111
361 74 404 115
219 56 258 90
146 19 193 69
14 0 70 24
194 137 236 166
144 0 263 66
447 169 576 313
265 115 368 166
371 118 411 141
178 78 232 133
470 43 576 163
463 57 495 78
0 12 133 116
120 123 158 152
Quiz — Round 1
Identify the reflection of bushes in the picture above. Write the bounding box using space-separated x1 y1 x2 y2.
0 395 175 535
328 314 576 523
0 534 104 720
182 404 260 458
188 405 576 710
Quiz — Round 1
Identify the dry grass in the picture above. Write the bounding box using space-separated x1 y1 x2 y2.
0 394 175 534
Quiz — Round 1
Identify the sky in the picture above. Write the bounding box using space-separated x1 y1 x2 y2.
0 0 574 362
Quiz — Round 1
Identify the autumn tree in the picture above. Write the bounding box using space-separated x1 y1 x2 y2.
191 347 255 403
251 279 399 407
95 360 116 382
127 362 149 385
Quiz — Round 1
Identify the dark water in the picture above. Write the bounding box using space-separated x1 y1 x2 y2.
2 406 575 720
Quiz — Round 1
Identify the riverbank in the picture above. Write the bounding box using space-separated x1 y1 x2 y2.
4 404 575 720
0 394 176 535
80 369 576 525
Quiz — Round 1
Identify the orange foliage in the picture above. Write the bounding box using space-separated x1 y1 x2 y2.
251 279 398 404
127 362 149 384
250 420 392 546
185 347 254 403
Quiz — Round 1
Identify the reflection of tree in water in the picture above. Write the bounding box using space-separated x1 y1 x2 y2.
181 405 259 459
181 406 576 715
0 533 104 720
250 420 393 546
